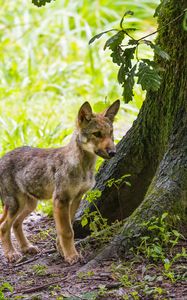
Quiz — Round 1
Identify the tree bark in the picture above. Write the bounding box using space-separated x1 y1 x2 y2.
74 0 187 257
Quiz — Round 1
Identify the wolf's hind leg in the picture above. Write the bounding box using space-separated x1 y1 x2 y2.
13 198 39 254
0 200 22 262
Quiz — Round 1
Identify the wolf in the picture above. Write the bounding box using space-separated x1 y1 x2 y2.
0 100 120 264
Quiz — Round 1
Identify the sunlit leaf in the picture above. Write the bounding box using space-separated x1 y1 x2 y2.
81 217 88 227
137 62 162 91
122 65 137 103
151 44 170 60
123 47 136 71
120 10 134 29
89 29 118 45
104 31 125 50
111 48 123 66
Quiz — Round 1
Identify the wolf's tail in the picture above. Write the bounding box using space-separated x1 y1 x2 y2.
0 205 8 224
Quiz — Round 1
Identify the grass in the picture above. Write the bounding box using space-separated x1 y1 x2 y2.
0 0 160 213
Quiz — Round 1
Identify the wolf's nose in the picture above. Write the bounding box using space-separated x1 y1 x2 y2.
108 150 116 158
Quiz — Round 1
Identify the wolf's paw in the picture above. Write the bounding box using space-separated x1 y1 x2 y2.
65 252 83 265
6 250 22 263
22 245 39 254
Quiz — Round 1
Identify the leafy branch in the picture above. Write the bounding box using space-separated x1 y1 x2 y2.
32 0 55 7
89 10 171 103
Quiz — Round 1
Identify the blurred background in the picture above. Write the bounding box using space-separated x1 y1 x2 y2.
0 0 159 152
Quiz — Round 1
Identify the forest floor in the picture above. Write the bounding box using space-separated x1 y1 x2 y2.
0 212 186 300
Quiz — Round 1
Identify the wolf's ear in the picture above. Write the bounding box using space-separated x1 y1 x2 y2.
78 102 93 125
104 100 120 122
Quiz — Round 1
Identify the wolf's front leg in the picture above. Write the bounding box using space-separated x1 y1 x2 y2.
53 195 80 265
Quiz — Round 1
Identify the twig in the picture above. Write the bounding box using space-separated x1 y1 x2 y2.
75 236 95 246
13 268 121 296
42 248 56 254
14 248 56 267
79 276 112 282
14 255 41 267
105 282 122 290
137 8 187 42
14 274 76 295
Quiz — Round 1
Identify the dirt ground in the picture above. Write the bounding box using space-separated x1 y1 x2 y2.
0 213 186 300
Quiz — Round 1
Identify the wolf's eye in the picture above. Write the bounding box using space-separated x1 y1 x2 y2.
93 131 102 138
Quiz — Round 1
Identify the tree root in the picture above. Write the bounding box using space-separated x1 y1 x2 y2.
80 146 187 271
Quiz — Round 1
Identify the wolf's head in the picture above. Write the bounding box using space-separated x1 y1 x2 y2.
77 100 120 159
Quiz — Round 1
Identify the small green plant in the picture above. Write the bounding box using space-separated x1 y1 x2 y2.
140 285 167 298
129 291 139 300
112 261 169 299
120 274 132 288
49 285 62 298
37 228 55 241
163 247 187 282
106 174 131 189
110 213 186 299
0 282 13 300
135 212 187 284
81 189 108 236
98 284 107 297
77 271 95 279
32 264 47 276
107 174 131 220
137 212 185 262
81 175 130 238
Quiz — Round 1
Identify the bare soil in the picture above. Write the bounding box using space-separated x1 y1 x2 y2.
0 213 186 300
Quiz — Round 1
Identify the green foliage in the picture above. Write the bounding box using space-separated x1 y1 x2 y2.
89 10 170 102
98 284 107 297
77 271 95 279
81 174 130 236
137 62 161 91
149 43 170 60
106 213 186 299
32 264 47 276
112 262 169 299
138 212 185 262
89 29 118 45
107 174 131 189
81 189 108 235
129 212 187 285
0 0 159 159
0 282 13 300
32 0 55 7
85 189 102 203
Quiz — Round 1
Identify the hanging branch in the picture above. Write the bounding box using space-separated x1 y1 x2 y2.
89 9 187 103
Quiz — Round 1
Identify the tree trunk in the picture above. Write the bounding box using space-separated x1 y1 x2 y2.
74 0 187 258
